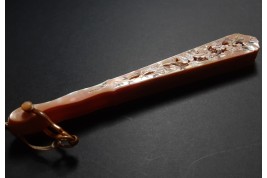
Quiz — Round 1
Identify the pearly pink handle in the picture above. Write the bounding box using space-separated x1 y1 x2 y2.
7 33 260 136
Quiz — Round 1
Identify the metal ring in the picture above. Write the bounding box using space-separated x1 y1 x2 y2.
6 101 79 151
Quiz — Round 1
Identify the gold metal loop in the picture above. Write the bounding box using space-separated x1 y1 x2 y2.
6 101 79 151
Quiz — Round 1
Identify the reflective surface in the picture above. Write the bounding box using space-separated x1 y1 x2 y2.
111 34 259 88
